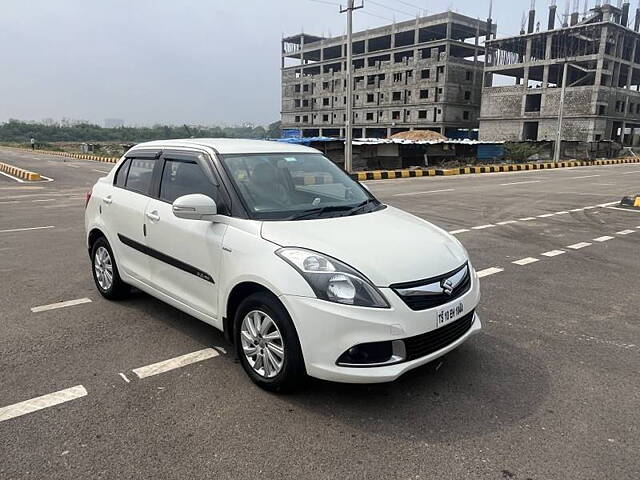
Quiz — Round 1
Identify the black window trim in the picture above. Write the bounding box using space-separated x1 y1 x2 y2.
113 148 162 195
153 148 232 217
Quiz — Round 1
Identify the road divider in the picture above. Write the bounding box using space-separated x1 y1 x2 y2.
0 161 42 181
619 194 640 210
354 158 640 181
1 145 119 163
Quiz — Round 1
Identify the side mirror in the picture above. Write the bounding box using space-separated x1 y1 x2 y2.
172 194 217 221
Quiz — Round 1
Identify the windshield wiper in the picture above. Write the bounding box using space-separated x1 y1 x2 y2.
285 205 353 221
342 198 378 217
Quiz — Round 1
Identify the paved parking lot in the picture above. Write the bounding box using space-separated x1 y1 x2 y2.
1 146 639 479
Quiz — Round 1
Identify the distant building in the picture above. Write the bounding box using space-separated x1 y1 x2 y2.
281 12 496 139
480 3 640 144
104 118 124 128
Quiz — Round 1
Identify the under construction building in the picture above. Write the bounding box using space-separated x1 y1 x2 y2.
480 2 640 144
281 12 496 139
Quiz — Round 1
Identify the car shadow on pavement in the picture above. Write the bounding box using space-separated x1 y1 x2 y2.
284 331 550 443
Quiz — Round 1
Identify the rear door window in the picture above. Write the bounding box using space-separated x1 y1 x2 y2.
125 159 155 195
114 158 131 188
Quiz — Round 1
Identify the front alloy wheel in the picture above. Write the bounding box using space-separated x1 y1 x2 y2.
240 310 285 378
234 292 306 391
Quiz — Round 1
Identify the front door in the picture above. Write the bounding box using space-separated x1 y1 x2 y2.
144 151 227 324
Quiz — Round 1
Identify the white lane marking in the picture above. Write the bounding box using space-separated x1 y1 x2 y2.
496 220 518 225
606 206 640 213
393 188 455 197
620 170 640 174
471 224 495 230
0 225 54 234
519 217 536 221
567 242 592 249
554 211 569 215
31 297 92 313
538 213 556 218
65 164 80 169
570 174 600 179
599 202 619 207
569 208 585 212
0 170 26 183
449 228 470 234
118 373 131 383
616 229 635 235
593 236 614 242
541 249 565 257
583 205 597 209
476 267 504 278
0 385 87 423
512 257 539 266
132 348 219 379
32 198 55 203
92 169 110 174
499 180 541 186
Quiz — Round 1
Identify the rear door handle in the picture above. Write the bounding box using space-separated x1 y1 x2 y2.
146 211 160 222
103 195 113 205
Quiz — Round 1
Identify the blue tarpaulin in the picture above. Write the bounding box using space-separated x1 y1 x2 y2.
274 136 343 145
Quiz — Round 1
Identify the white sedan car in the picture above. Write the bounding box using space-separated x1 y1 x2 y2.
85 139 481 391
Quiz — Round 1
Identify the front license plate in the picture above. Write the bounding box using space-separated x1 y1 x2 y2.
437 302 464 327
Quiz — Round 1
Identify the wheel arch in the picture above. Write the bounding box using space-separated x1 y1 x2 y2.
224 281 283 344
87 227 107 253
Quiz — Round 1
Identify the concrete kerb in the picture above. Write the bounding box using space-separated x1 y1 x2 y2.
350 158 640 181
0 161 42 181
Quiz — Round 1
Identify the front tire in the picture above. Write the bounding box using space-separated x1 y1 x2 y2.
91 237 130 299
234 292 306 392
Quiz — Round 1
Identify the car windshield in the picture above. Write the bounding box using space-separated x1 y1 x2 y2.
220 153 381 220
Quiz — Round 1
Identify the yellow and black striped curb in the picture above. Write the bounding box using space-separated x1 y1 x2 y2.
620 194 640 209
0 161 42 181
1 146 119 163
351 157 640 181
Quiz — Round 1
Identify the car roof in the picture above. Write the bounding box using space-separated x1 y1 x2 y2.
130 138 320 155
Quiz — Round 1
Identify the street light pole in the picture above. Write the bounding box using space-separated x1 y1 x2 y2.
341 0 363 173
553 61 568 163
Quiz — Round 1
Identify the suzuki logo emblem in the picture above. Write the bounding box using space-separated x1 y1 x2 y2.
441 279 454 295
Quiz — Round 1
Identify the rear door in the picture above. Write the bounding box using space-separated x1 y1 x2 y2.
104 153 159 283
144 150 228 323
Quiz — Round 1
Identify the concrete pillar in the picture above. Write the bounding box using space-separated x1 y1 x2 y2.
391 22 396 49
300 36 305 66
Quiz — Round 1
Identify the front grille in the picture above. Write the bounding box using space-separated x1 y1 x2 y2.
404 310 475 361
391 263 471 311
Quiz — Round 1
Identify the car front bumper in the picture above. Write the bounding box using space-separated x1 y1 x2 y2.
279 272 481 384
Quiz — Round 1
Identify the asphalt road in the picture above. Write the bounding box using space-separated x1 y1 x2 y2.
1 147 639 480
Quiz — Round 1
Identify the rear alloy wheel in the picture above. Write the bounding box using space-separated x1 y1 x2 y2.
91 237 130 299
234 292 306 392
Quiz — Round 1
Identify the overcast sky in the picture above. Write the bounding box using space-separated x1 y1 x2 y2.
0 0 528 127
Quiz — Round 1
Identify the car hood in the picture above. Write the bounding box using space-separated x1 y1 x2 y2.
260 205 468 287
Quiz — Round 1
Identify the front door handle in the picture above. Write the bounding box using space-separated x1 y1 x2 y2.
103 195 113 205
146 211 160 222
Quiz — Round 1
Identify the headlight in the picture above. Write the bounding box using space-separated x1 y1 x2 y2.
276 247 389 308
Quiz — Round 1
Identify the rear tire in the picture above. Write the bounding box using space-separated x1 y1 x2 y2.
91 236 130 300
234 292 306 392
